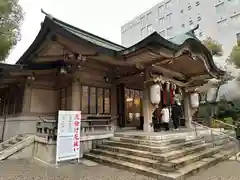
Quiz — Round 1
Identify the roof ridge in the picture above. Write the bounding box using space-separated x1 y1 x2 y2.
41 9 126 49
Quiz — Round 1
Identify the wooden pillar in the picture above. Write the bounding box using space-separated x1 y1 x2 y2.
71 77 81 111
183 91 193 129
111 84 117 130
143 68 153 132
22 83 32 113
116 83 125 127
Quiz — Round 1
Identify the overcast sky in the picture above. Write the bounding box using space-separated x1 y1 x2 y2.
6 0 162 64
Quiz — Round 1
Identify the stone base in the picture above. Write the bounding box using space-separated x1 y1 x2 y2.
143 123 153 133
85 132 237 179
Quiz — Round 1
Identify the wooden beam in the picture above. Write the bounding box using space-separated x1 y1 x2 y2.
151 65 186 80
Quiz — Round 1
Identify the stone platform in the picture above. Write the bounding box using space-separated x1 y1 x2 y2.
84 130 237 180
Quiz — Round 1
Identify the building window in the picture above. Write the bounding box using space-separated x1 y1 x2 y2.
180 9 184 13
104 89 110 114
166 27 173 37
140 17 145 24
189 20 193 25
196 1 200 6
81 86 89 114
231 13 240 25
89 87 97 114
197 16 201 21
97 88 104 114
159 30 165 37
166 13 172 22
81 85 111 114
147 12 152 20
181 24 185 28
237 33 240 41
217 19 228 32
159 17 165 25
215 2 225 14
228 0 238 5
141 27 146 36
158 5 164 15
147 24 153 35
165 0 171 8
188 5 191 10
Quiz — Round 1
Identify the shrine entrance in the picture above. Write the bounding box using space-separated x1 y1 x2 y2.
124 88 142 128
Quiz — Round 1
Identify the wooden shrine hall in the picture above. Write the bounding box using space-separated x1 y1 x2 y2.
0 10 224 141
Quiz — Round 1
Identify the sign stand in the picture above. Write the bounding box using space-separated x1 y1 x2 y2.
55 110 81 166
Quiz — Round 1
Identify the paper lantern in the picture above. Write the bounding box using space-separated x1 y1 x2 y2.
150 84 161 106
190 92 199 108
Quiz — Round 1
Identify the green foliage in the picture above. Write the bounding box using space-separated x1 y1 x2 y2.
202 37 223 56
228 41 240 68
0 0 23 61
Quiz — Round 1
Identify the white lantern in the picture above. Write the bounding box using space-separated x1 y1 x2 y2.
150 84 161 106
190 92 199 108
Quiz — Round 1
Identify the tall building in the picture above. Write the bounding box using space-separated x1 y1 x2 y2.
121 0 240 56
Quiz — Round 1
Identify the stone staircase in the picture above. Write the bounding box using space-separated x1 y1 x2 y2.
0 134 34 160
84 133 237 180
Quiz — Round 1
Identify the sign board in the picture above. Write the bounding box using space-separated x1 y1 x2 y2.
56 110 81 163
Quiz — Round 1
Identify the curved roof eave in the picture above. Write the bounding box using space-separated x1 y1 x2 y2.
16 20 51 64
118 32 225 78
15 12 225 79
16 16 125 65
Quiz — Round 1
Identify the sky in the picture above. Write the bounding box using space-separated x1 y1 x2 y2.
6 0 162 64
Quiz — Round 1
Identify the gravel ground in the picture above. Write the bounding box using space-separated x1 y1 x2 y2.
186 160 240 180
0 159 155 180
0 159 240 180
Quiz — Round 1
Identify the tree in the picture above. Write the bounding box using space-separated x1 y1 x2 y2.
228 41 240 68
0 0 23 61
202 37 223 56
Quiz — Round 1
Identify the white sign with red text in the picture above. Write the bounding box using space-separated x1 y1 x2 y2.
56 111 81 163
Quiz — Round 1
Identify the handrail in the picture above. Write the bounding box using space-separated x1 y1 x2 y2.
213 119 236 129
37 116 56 123
192 120 240 160
0 134 27 146
0 135 33 154
192 121 237 141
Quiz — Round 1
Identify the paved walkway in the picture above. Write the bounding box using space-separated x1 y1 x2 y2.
0 159 154 180
0 159 240 180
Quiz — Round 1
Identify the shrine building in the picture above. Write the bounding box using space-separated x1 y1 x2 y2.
0 11 224 143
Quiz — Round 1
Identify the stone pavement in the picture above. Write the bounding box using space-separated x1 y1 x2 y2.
0 159 240 180
0 159 155 180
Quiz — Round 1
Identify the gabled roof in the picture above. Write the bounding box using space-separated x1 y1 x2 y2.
52 16 125 51
16 10 225 78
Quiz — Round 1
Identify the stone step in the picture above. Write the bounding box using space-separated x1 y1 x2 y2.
114 132 197 141
1 143 12 150
89 148 170 170
176 149 236 179
166 143 235 169
84 149 234 180
84 153 179 180
97 142 213 162
8 140 18 145
158 143 214 161
110 136 187 146
91 143 228 172
103 138 205 153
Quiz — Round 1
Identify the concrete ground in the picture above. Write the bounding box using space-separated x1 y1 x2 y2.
0 159 155 180
0 159 240 180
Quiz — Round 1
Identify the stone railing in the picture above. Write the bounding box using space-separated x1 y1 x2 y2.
36 115 116 141
36 116 57 141
81 116 116 136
